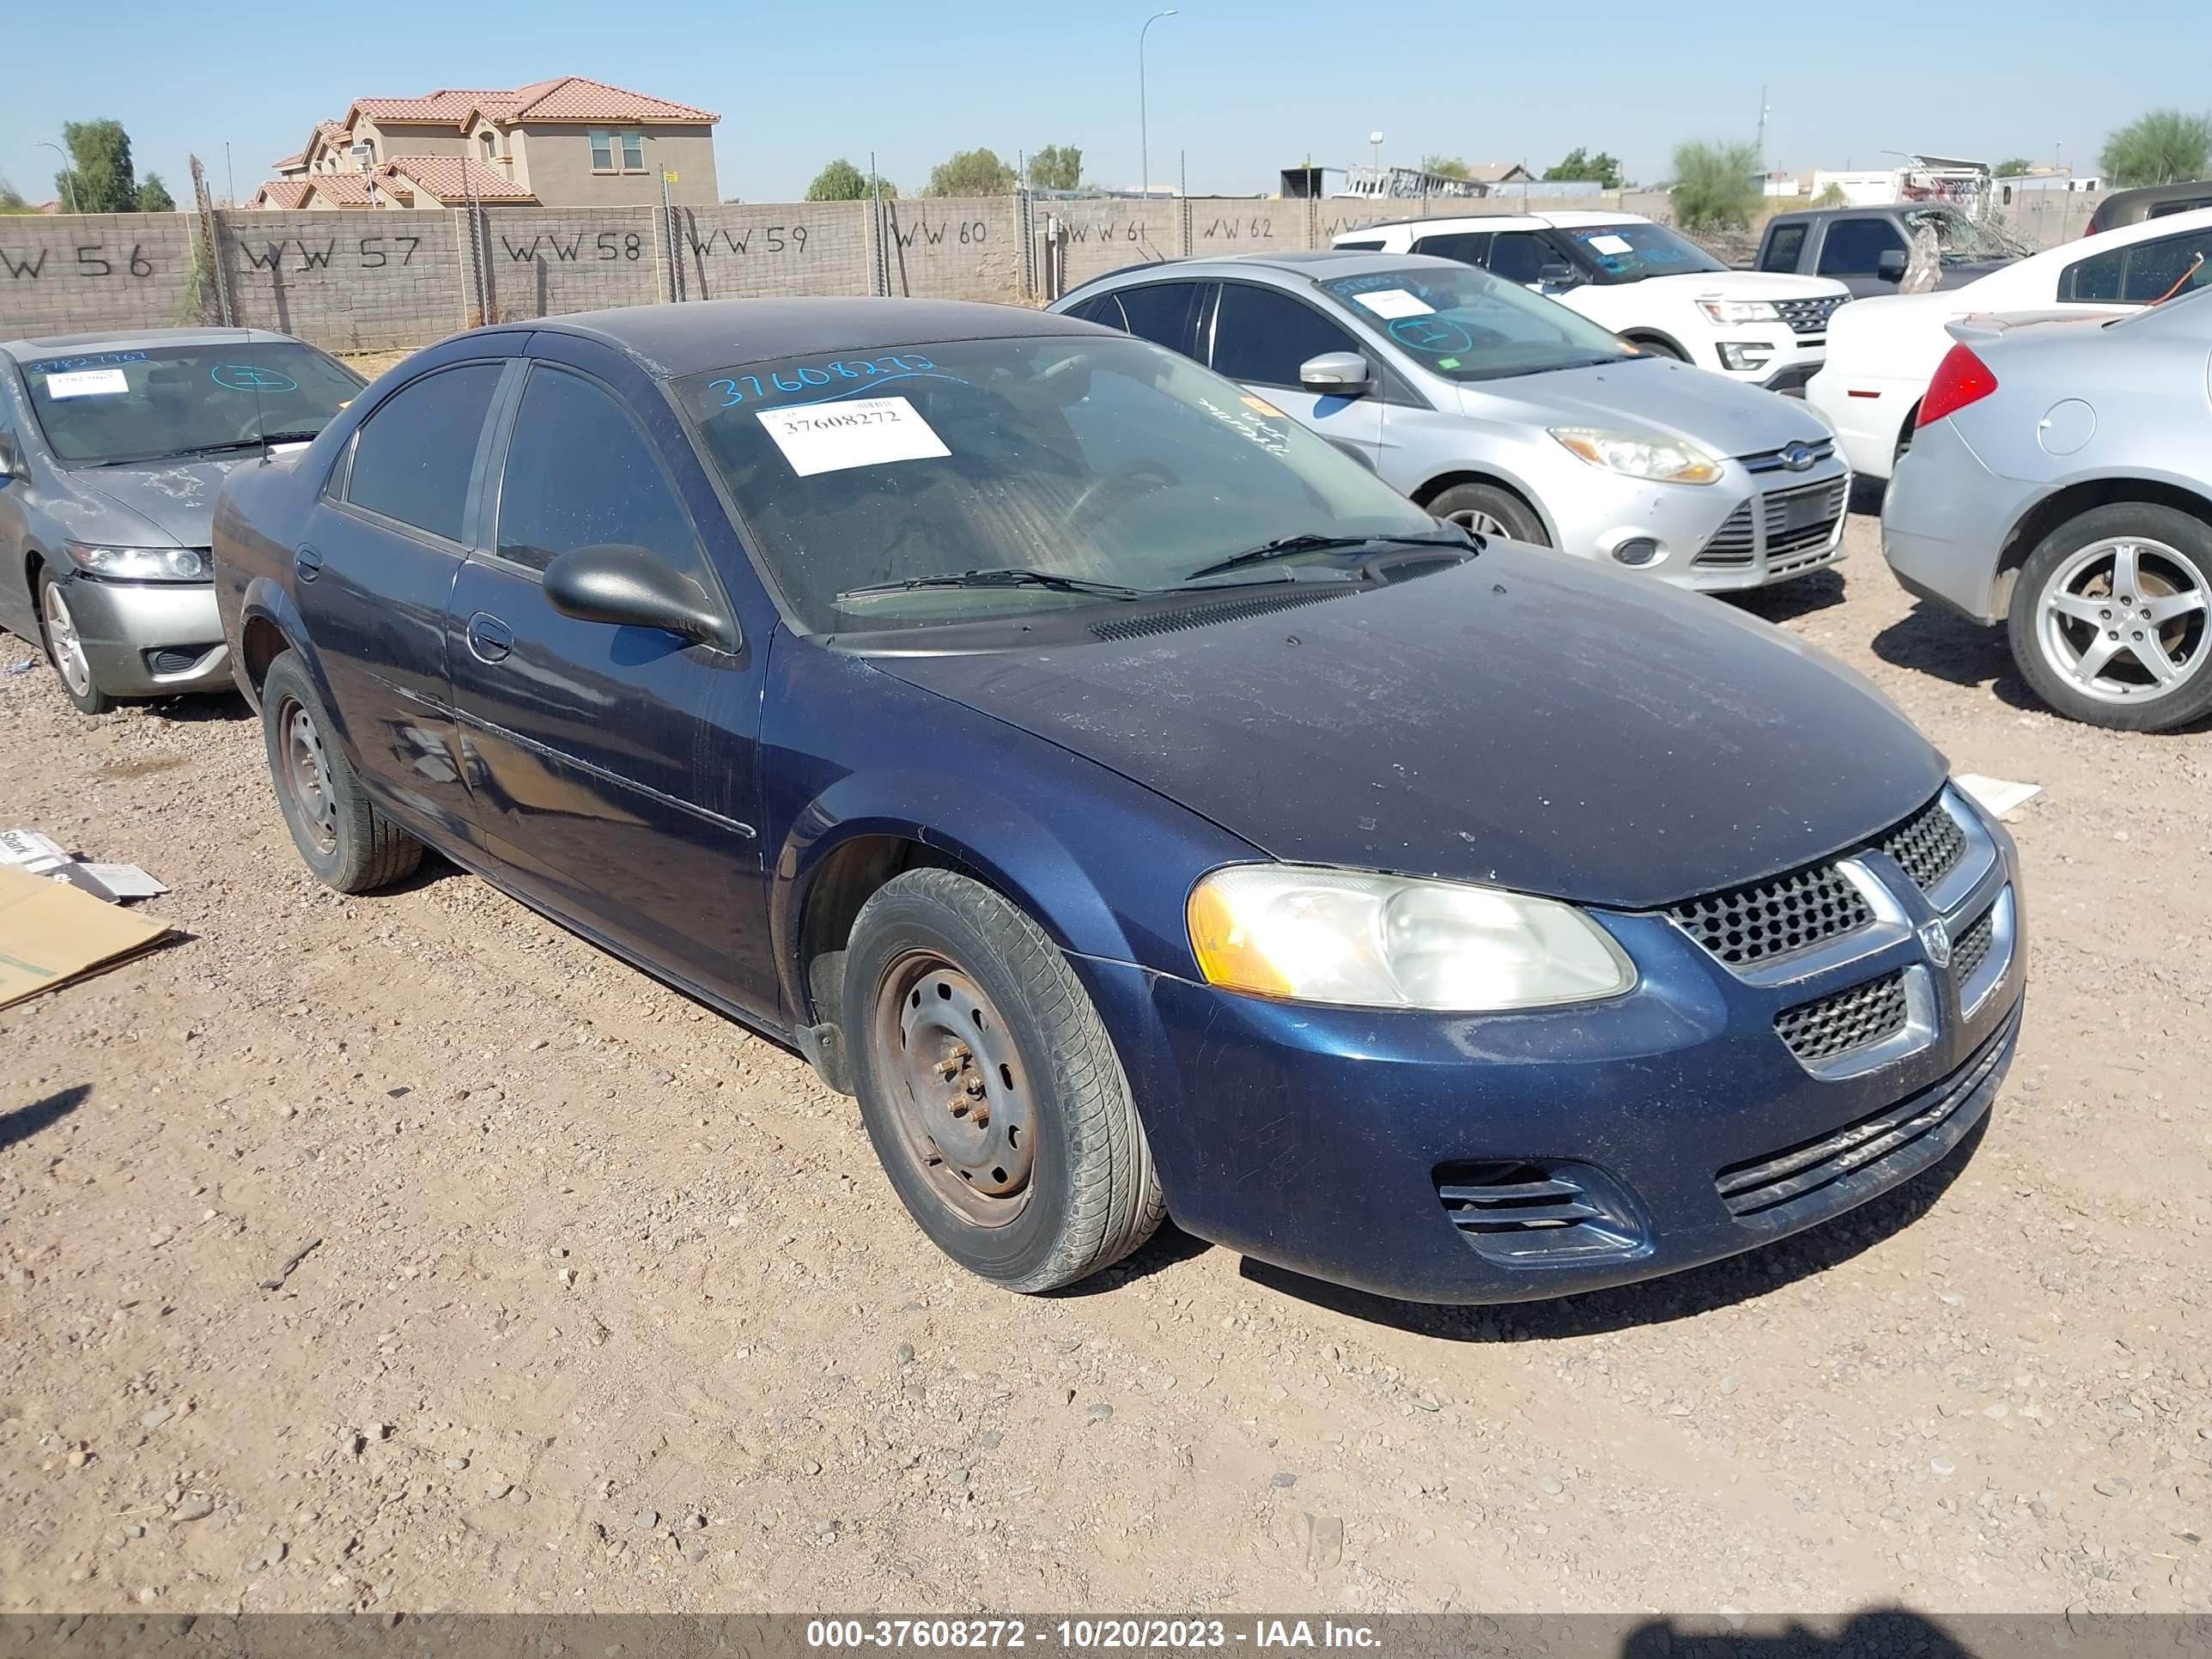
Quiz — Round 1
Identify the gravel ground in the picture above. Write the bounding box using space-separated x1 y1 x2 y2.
3 504 2209 1620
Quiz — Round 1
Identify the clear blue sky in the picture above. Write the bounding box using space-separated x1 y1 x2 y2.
9 0 2210 207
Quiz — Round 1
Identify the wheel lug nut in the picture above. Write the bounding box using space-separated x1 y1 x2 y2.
2100 609 2112 620
963 1075 986 1097
936 1058 960 1079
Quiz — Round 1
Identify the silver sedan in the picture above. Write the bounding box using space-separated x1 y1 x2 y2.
1050 251 1850 591
1882 289 2212 731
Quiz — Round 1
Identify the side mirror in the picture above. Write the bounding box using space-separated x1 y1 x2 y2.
1537 261 1578 289
543 544 734 650
1876 248 1909 283
1299 351 1373 395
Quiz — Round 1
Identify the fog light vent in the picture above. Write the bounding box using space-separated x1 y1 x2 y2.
1433 1160 1646 1266
1611 538 1661 567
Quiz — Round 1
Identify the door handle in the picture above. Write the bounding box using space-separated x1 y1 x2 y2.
295 544 324 582
466 611 514 665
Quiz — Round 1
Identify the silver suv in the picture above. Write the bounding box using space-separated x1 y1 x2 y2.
1051 252 1850 591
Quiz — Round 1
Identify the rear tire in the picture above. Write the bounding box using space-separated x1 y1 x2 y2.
842 866 1164 1292
1427 483 1550 547
261 650 423 891
2006 503 2212 732
35 569 112 716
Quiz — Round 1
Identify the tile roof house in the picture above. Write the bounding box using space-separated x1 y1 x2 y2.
250 76 718 210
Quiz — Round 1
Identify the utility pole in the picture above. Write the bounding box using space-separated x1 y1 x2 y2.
1139 9 1178 198
35 141 77 213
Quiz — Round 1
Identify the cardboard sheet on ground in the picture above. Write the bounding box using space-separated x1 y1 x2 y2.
1954 773 2042 818
0 864 173 1010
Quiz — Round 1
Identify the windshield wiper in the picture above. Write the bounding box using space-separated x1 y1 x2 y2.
836 567 1152 603
87 434 324 466
1183 531 1474 583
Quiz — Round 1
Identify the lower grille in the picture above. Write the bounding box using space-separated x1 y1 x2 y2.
1693 501 1756 568
1953 904 1995 982
1718 1000 2018 1224
1774 970 1909 1064
1434 1161 1643 1265
1761 477 1848 555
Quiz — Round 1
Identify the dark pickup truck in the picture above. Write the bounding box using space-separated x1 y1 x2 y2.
1754 204 2029 296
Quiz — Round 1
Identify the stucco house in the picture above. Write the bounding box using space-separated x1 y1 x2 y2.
248 76 719 210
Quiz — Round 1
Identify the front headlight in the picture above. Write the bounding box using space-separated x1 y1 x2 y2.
63 542 209 582
1187 865 1636 1012
1548 427 1723 485
1697 298 1780 325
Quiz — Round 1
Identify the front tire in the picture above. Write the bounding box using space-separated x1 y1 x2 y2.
2006 503 2212 732
36 570 112 716
842 867 1164 1292
1427 482 1550 547
261 650 423 891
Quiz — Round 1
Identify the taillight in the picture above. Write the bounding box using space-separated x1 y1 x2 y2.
1917 343 1998 428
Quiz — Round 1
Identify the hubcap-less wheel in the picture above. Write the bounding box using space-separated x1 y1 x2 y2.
2037 537 2210 705
42 583 93 700
872 952 1034 1227
280 699 339 856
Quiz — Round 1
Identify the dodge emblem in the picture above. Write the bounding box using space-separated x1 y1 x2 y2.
1918 919 1953 968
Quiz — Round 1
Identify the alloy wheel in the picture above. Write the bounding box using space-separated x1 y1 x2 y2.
2036 537 2210 704
871 951 1036 1228
41 583 93 700
1445 507 1510 537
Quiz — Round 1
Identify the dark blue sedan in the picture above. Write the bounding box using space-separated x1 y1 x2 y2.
212 298 2025 1303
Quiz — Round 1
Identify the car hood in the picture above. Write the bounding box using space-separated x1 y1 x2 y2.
1462 358 1828 459
63 456 259 549
870 546 1946 910
1634 270 1849 301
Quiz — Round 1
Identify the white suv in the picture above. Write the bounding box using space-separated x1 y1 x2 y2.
1334 212 1851 393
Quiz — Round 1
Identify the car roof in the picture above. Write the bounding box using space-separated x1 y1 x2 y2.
0 325 313 362
1066 250 1468 295
2090 179 2212 220
474 296 1092 379
1335 210 1653 238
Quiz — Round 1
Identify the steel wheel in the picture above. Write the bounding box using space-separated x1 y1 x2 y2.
2036 536 2210 705
871 951 1035 1228
279 697 340 857
41 581 93 700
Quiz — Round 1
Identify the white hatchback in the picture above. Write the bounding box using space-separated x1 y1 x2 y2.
1334 211 1850 393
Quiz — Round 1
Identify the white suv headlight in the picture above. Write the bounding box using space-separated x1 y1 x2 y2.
1697 299 1781 325
64 542 209 582
1187 865 1635 1012
1548 427 1723 485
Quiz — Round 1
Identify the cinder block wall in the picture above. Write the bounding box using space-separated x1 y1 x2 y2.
0 213 202 338
878 198 1022 302
219 212 466 350
475 207 664 322
674 202 874 301
1049 199 1178 287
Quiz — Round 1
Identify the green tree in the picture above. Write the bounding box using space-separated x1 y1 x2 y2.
924 147 1018 198
56 118 141 213
1810 181 1850 208
805 158 895 201
1027 144 1083 191
1544 148 1624 189
135 173 175 212
1418 154 1471 179
0 177 34 214
2100 109 2212 186
1993 157 2035 178
1670 139 1761 231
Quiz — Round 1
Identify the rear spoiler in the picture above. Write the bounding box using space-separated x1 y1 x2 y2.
1942 308 2129 345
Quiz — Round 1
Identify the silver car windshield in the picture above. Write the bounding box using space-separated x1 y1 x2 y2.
678 334 1439 634
1316 265 1639 382
19 343 363 465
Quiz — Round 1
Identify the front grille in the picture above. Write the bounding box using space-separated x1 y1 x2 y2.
1434 1160 1643 1265
1668 862 1874 967
1761 477 1849 555
1693 501 1757 568
1879 794 1966 895
1741 436 1838 474
1953 904 1996 982
1088 585 1348 642
1718 1000 2018 1224
1774 970 1909 1064
1774 295 1846 336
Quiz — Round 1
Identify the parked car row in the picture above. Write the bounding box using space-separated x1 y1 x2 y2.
2 294 2027 1308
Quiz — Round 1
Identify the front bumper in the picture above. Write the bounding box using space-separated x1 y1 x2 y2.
54 574 230 696
1881 421 2039 626
1079 794 2023 1304
1544 458 1853 593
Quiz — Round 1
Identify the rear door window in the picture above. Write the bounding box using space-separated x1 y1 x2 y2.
343 362 503 544
1816 217 1907 276
1760 223 1808 272
2060 227 2212 302
1411 231 1492 265
1111 282 1205 353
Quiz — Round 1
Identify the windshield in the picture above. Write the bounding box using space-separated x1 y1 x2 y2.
1317 264 1638 381
20 342 363 465
1557 222 1727 283
1902 207 2029 264
678 335 1441 635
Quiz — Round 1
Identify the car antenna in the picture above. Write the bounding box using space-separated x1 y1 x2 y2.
243 324 271 465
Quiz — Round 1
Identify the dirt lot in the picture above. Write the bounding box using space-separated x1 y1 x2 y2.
3 500 2209 1621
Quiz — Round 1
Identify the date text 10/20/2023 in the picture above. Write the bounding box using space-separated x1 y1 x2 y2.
804 1620 1382 1650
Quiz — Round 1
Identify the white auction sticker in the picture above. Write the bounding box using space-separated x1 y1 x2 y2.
756 395 949 477
1586 234 1634 256
45 368 131 399
1350 288 1436 319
